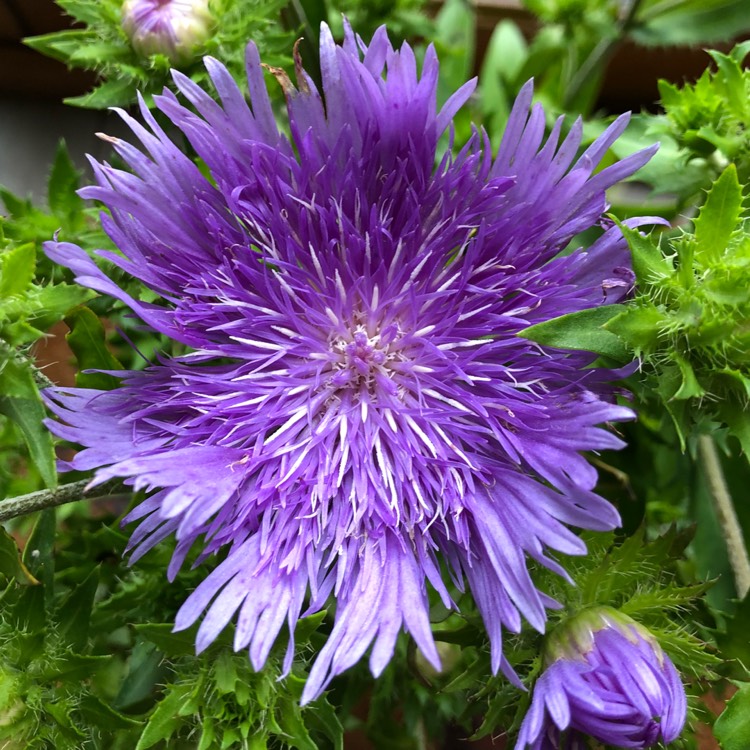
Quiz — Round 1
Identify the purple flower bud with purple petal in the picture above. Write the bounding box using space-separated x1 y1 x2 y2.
44 23 659 702
516 607 687 749
122 0 213 63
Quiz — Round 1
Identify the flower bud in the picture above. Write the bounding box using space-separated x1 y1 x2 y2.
121 0 213 64
516 607 687 749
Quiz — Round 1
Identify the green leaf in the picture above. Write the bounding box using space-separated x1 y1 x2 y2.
77 694 141 730
39 652 109 681
519 305 630 362
0 242 36 298
673 356 706 400
714 682 750 750
434 0 475 104
65 306 123 390
305 699 344 750
135 684 190 750
693 164 743 264
716 595 750 669
133 623 198 657
605 304 666 354
0 188 32 219
57 566 100 650
633 0 750 46
0 358 57 488
214 652 238 694
276 695 318 750
64 78 139 109
617 222 672 287
0 527 39 585
47 141 83 221
114 642 165 711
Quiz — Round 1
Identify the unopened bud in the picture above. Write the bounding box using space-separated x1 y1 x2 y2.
121 0 213 64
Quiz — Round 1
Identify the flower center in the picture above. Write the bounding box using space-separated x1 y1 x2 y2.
328 325 402 392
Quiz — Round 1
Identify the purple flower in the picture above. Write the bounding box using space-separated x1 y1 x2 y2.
516 607 687 749
122 0 213 63
44 25 656 702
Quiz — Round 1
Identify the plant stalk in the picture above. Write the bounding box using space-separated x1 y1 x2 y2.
0 479 122 523
698 434 750 599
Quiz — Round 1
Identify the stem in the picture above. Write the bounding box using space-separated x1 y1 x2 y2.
698 435 750 599
563 0 645 111
0 479 123 523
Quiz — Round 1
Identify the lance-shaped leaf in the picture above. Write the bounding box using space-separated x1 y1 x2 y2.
519 305 630 363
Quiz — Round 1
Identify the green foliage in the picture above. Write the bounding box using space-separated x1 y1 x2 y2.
326 0 432 45
656 43 750 189
607 166 750 453
25 0 296 110
713 681 750 750
0 226 91 489
0 510 344 750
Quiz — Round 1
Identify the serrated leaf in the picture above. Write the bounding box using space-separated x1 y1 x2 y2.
0 242 36 298
305 699 344 750
48 141 83 221
65 78 139 110
693 164 743 265
714 682 750 750
30 284 93 329
0 358 57 488
276 696 318 750
135 684 190 750
58 566 100 650
65 306 123 390
519 305 629 362
0 188 31 219
723 406 750 458
77 694 141 730
23 30 94 63
0 527 38 585
295 610 327 644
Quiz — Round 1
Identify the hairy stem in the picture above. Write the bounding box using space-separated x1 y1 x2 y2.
0 479 123 523
698 434 750 599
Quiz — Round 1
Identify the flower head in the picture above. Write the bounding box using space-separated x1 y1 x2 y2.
516 607 687 749
122 0 213 63
45 24 656 702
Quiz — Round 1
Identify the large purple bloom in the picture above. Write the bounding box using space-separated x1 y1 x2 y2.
515 608 687 749
45 24 656 702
